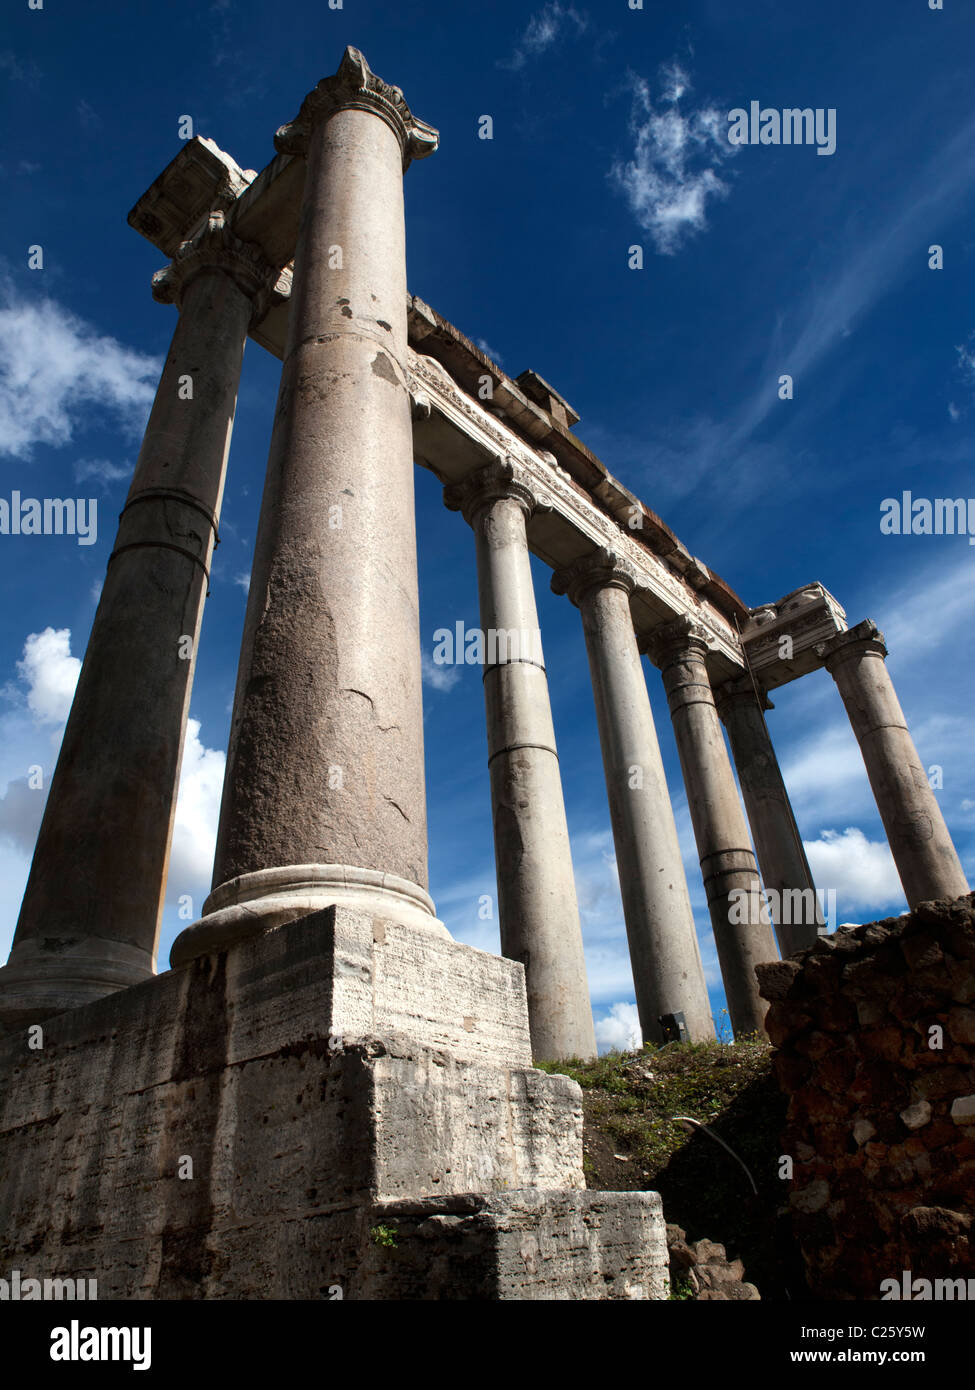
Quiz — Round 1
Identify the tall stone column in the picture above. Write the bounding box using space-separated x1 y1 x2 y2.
171 48 442 967
551 550 713 1043
445 458 596 1061
0 214 273 1032
818 620 969 907
715 676 823 956
644 618 778 1037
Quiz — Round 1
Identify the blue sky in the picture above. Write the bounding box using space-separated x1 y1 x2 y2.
1 0 974 1050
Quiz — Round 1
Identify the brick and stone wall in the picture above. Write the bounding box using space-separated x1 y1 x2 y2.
758 894 975 1299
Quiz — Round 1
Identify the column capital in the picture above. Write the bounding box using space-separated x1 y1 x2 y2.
640 614 712 669
815 617 887 671
151 211 287 323
444 456 552 526
274 46 439 171
713 673 773 722
550 547 638 607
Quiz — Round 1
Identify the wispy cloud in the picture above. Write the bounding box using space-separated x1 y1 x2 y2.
74 457 130 487
76 99 102 130
499 2 587 72
0 281 159 460
724 111 975 452
475 337 504 365
610 62 734 256
421 648 462 692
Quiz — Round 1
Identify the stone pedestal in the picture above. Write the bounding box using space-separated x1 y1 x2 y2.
716 676 823 956
445 459 596 1063
552 550 714 1043
0 218 273 1033
173 49 442 965
644 619 779 1037
819 620 969 908
0 906 668 1299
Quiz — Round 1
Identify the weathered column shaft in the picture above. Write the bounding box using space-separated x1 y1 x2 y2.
820 620 969 907
171 48 442 967
446 459 596 1062
553 552 713 1043
716 677 823 956
0 225 266 1031
646 619 778 1037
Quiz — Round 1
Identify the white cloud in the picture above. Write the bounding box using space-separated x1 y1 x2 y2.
475 338 504 365
233 571 251 592
421 647 462 692
0 625 226 954
500 2 587 72
166 718 225 907
610 63 733 256
74 457 130 487
804 827 905 917
594 1000 641 1054
16 628 80 727
0 283 159 460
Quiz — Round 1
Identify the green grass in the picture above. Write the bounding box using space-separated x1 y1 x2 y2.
536 1033 801 1298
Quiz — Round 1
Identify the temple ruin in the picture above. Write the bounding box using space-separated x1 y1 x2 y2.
0 47 968 1300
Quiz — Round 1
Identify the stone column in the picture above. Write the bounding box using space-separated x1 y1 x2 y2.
644 618 778 1037
445 457 596 1061
715 676 823 956
0 214 274 1032
171 48 442 967
551 550 713 1043
819 620 969 907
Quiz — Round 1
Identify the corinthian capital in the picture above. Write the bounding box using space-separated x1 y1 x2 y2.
551 547 639 607
274 46 439 170
443 456 551 526
151 212 282 319
641 614 712 669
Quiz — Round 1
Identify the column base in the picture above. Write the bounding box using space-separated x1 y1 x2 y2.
170 862 448 967
0 937 154 1035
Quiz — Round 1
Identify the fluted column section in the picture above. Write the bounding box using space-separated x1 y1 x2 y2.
715 676 823 956
644 618 778 1037
171 49 441 967
818 620 969 907
0 214 274 1031
445 458 596 1061
552 550 713 1043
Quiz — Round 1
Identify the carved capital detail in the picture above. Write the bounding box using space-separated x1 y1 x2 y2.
815 617 888 670
640 614 713 669
713 673 773 722
444 455 551 526
151 212 282 322
551 547 638 607
274 46 439 171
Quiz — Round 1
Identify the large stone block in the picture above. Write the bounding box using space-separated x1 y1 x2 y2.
0 909 667 1298
356 1191 670 1299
